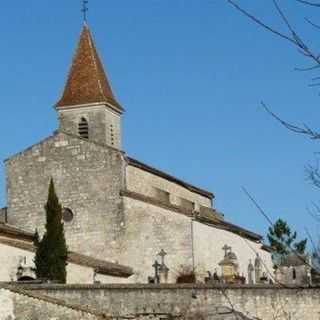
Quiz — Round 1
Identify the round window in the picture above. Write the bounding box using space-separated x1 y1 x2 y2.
63 208 74 223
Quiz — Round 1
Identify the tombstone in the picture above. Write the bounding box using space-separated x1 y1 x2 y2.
222 244 231 257
157 249 170 283
16 257 36 282
148 249 170 284
275 266 282 283
260 272 269 284
248 259 254 284
219 245 239 283
254 254 262 284
159 264 169 283
158 249 167 265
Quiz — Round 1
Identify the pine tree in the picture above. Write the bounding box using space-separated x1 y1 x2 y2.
34 179 68 283
267 218 307 259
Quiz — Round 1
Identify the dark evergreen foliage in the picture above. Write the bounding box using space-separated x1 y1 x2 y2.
33 229 40 247
267 218 307 257
34 179 68 283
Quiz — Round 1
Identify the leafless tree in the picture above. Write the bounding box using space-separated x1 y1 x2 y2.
226 0 320 263
226 0 320 185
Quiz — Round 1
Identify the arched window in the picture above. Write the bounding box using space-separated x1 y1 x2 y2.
78 117 89 140
292 268 297 280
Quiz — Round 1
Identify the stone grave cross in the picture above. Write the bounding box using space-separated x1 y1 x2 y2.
222 244 231 257
158 249 167 266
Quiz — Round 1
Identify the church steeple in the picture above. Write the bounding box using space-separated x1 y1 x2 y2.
56 23 123 149
56 23 123 112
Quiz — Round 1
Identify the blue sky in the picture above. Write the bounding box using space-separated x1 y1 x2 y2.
1 0 320 246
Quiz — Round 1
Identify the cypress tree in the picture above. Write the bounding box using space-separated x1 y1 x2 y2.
34 179 68 283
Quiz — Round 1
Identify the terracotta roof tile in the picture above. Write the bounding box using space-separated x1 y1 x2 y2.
56 23 123 112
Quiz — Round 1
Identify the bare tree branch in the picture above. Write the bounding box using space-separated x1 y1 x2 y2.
227 0 296 44
306 205 320 222
242 187 319 272
296 0 320 7
295 64 320 71
312 201 320 213
306 161 320 187
305 17 320 30
241 187 274 225
228 1 320 274
261 102 320 139
227 0 320 65
305 227 318 254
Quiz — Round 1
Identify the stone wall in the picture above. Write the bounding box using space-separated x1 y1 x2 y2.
0 242 35 282
125 165 212 211
119 196 193 283
120 194 272 284
276 265 310 286
0 288 100 320
193 221 273 282
5 128 271 286
21 284 320 320
0 240 114 284
5 131 125 262
0 287 179 320
0 208 7 223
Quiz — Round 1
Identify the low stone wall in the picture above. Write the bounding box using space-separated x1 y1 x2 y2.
0 286 179 320
0 288 100 320
16 284 320 320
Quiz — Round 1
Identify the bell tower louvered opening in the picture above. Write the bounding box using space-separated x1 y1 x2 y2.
78 117 89 140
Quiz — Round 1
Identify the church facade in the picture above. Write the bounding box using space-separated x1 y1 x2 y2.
1 23 273 284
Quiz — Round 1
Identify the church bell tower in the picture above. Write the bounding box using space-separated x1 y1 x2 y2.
55 23 124 149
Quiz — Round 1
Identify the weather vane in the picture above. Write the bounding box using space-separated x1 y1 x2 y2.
81 0 89 22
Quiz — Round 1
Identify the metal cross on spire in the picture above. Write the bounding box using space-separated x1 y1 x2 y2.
81 0 89 23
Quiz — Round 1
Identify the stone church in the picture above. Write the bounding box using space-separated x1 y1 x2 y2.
0 22 273 284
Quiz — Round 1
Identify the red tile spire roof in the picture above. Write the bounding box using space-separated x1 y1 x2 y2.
56 23 123 112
